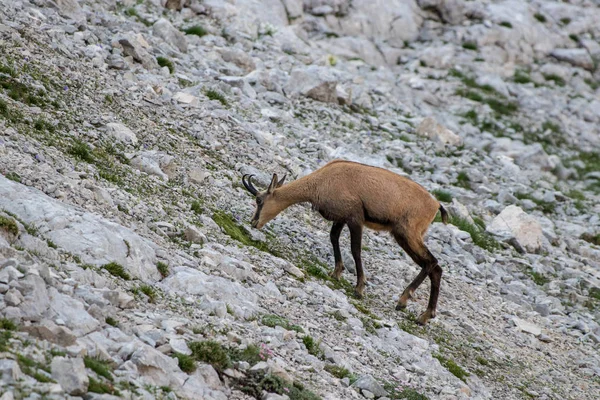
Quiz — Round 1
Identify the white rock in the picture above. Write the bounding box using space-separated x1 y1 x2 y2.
284 66 340 103
487 205 544 253
512 317 542 336
0 359 22 383
173 92 199 105
153 18 188 53
51 357 89 395
105 123 138 145
416 117 462 147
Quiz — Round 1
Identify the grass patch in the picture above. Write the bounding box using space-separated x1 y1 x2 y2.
183 25 207 37
157 261 169 278
433 354 469 382
476 356 489 366
543 74 565 87
102 262 131 280
212 210 274 254
528 270 550 286
0 318 18 331
462 42 478 51
156 56 174 74
449 216 500 252
105 317 118 327
191 200 204 215
261 314 303 333
455 171 471 189
324 364 352 379
302 335 323 358
88 377 119 395
534 13 546 23
229 344 266 365
233 370 321 400
513 70 531 84
5 171 21 183
205 89 228 106
0 215 18 236
138 284 157 302
68 140 94 163
432 189 452 203
569 33 579 42
499 21 512 28
84 356 113 381
189 340 231 371
174 352 196 373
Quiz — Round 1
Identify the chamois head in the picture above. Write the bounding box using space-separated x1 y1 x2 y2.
242 173 286 229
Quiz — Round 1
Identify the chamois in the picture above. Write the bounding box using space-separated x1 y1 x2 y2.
242 159 448 325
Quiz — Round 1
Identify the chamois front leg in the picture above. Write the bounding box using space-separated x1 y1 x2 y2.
329 222 345 280
348 223 365 299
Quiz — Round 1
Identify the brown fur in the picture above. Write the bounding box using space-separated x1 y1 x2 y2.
245 159 448 325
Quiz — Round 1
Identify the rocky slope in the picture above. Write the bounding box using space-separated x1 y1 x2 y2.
0 0 599 399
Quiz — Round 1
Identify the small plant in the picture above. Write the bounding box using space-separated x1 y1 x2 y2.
261 314 303 333
513 70 531 84
560 17 571 25
449 216 500 252
0 318 18 331
462 42 478 51
102 262 131 280
569 33 579 43
191 200 204 215
230 343 271 365
455 171 470 189
139 284 157 302
189 340 231 371
433 354 469 382
324 364 351 379
499 21 512 28
46 239 57 249
302 335 322 358
84 356 114 381
105 317 118 327
534 13 546 23
173 352 196 373
156 56 174 74
543 73 566 87
157 261 169 278
205 89 228 106
68 140 94 163
183 25 207 37
432 189 452 203
5 171 21 182
581 233 600 246
0 216 18 236
88 377 119 395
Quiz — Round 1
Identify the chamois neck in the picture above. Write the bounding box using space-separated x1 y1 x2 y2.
274 175 314 208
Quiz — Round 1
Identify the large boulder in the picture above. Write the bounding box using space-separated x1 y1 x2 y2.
153 18 188 53
284 66 343 103
416 117 462 147
487 205 545 253
0 176 160 281
51 357 89 396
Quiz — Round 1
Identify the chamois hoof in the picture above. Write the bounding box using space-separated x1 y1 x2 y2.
328 271 340 280
353 290 364 299
416 311 435 326
395 303 407 311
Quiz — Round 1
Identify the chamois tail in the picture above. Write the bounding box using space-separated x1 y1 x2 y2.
439 205 448 225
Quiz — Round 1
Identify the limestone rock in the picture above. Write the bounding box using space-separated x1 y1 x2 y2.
51 357 89 395
550 48 594 71
416 117 462 147
284 66 340 103
105 123 138 145
487 205 544 253
118 33 158 69
153 18 188 53
351 375 387 397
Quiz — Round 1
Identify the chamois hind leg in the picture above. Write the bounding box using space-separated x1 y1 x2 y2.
329 222 345 280
393 231 440 324
348 223 365 299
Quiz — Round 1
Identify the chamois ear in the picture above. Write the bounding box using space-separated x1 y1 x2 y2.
276 174 286 188
267 173 279 193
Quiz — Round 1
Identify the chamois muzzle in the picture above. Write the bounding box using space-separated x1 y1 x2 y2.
242 174 258 196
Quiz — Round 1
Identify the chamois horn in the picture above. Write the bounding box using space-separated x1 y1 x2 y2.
242 174 258 196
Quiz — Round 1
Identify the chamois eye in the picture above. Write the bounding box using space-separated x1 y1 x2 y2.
257 198 263 206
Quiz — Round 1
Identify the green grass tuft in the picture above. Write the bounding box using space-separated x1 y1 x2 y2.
68 140 94 163
302 335 322 358
514 70 531 84
534 13 546 23
324 364 352 379
261 314 303 333
0 318 18 331
212 210 274 254
0 216 19 236
433 354 469 382
581 233 600 246
462 42 478 51
449 216 500 252
6 171 21 183
102 262 131 280
184 25 208 37
84 356 113 382
543 74 565 87
105 317 118 327
191 200 204 215
88 377 119 395
174 352 196 373
499 21 512 28
205 89 228 106
157 261 169 278
432 189 452 203
189 340 231 371
156 56 174 74
138 284 157 302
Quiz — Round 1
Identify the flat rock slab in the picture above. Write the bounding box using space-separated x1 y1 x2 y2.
513 317 542 336
0 176 159 281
